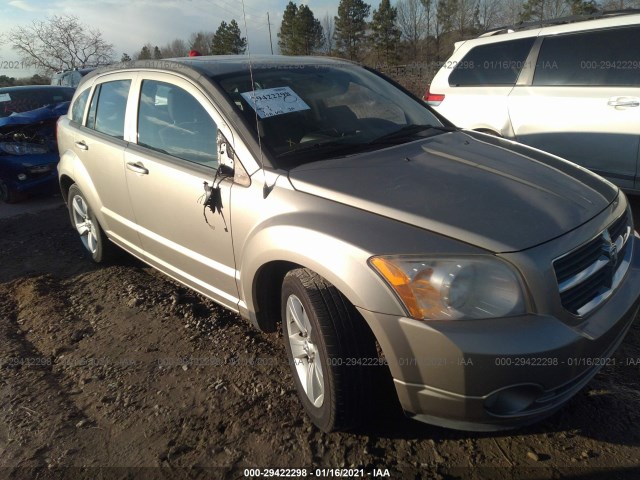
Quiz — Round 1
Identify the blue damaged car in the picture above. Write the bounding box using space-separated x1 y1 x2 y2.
0 85 74 203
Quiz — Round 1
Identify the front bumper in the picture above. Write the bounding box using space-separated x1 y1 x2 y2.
0 153 59 200
359 232 640 431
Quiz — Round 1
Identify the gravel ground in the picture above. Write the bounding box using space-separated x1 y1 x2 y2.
0 195 639 480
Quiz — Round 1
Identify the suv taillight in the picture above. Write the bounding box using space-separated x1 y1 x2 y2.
423 85 445 107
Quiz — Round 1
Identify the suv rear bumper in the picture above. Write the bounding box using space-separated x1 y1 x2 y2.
359 233 640 431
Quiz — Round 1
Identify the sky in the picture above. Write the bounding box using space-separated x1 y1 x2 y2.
0 0 341 77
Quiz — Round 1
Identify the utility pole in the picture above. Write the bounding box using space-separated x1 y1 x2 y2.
267 12 274 54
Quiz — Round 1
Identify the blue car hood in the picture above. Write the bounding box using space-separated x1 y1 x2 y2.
0 101 70 128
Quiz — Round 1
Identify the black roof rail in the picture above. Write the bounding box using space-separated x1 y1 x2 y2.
481 8 640 37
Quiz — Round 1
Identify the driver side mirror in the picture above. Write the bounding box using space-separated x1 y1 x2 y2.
218 132 235 172
217 130 250 187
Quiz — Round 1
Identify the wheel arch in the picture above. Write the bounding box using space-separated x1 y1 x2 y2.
251 260 301 333
241 227 405 335
59 174 75 204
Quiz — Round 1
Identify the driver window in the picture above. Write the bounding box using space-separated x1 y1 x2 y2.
138 80 218 168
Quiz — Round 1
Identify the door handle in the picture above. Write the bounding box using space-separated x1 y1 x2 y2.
126 162 149 175
608 97 640 108
75 141 88 150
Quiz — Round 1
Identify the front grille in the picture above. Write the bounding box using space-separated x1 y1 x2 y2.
554 211 632 316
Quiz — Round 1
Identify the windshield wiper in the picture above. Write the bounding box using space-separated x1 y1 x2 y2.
368 124 458 145
276 139 367 159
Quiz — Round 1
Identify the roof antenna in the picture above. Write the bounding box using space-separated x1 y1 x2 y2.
241 0 274 199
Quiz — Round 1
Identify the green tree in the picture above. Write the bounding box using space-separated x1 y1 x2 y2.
153 46 162 59
568 0 598 14
278 2 299 54
278 2 324 55
120 53 131 62
298 5 324 55
0 75 16 87
138 45 151 60
334 0 371 61
211 19 247 55
370 0 401 65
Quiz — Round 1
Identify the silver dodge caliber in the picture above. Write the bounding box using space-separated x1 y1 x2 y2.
57 56 640 432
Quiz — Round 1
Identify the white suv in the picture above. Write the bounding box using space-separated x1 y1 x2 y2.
426 11 640 193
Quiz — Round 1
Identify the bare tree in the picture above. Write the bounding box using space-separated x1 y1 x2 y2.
188 31 215 55
492 0 524 27
397 0 428 61
322 13 335 55
452 0 478 37
474 0 500 29
160 39 188 58
9 15 114 74
519 0 570 21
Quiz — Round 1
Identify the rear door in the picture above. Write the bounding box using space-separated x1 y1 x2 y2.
508 26 640 190
71 74 141 247
123 74 239 310
433 36 536 134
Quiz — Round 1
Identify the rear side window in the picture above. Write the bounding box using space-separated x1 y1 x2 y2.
533 26 640 86
91 80 131 140
71 89 90 124
449 38 535 86
137 80 218 168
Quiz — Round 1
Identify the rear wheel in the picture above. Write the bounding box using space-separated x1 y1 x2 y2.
281 268 378 432
67 184 114 263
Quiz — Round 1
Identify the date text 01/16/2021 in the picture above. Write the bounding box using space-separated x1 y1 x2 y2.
243 468 392 477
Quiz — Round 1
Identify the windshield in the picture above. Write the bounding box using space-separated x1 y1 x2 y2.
0 88 74 118
215 64 449 168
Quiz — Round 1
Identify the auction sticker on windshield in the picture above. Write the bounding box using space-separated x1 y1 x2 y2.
241 87 310 119
0 93 11 102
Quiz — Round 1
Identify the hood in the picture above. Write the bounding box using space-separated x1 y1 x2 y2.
287 131 617 253
0 101 70 127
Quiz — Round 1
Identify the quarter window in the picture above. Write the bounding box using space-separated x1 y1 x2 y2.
137 80 218 168
71 88 90 125
91 80 131 140
533 26 640 86
449 38 535 86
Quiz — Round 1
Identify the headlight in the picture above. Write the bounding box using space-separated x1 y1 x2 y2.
0 142 49 155
369 255 526 320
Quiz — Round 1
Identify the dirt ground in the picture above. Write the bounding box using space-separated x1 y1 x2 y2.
1 195 639 480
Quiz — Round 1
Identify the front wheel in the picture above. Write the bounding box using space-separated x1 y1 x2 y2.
0 180 24 204
281 268 378 432
67 184 114 263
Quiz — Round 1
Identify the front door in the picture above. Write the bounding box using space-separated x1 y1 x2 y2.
124 76 239 310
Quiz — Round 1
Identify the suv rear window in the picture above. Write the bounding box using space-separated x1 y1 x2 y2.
533 26 640 86
448 38 535 86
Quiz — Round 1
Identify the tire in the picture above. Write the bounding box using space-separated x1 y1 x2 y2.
0 180 24 204
67 184 114 263
281 268 378 432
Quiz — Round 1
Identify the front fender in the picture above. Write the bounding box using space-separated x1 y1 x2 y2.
234 183 484 330
240 221 403 320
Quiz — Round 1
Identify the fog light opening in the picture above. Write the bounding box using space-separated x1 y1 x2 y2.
485 385 544 416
